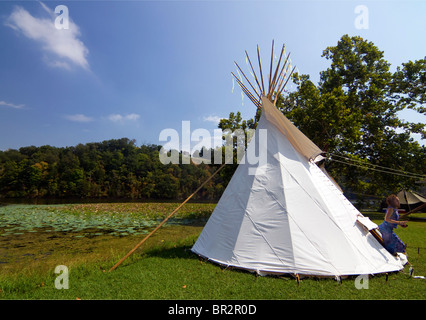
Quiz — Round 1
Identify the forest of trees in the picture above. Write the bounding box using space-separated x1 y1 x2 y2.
0 138 227 200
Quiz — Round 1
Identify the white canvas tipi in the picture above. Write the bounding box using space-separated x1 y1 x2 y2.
191 44 406 277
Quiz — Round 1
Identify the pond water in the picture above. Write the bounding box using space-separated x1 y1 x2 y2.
0 202 211 238
0 202 211 270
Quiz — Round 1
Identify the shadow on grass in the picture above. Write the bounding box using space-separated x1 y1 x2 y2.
144 242 199 261
140 243 404 283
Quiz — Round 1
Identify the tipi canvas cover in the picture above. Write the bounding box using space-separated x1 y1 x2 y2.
192 96 406 277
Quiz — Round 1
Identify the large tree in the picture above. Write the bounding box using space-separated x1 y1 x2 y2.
223 35 425 202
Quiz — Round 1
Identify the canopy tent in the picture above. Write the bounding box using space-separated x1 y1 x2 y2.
398 190 426 214
380 190 426 213
191 42 406 277
398 190 426 206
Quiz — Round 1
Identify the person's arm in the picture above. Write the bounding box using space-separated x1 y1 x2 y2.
384 207 408 227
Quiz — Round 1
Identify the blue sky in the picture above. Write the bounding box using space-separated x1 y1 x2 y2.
0 0 425 151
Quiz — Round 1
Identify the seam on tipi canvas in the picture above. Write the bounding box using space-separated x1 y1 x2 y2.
309 163 392 270
230 161 262 269
241 156 294 270
285 212 341 275
244 211 291 270
290 161 397 273
311 163 359 219
278 159 341 229
272 147 338 274
277 160 355 275
275 152 297 270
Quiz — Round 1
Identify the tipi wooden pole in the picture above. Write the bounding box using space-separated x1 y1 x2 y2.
234 62 261 100
232 72 262 109
270 44 286 92
245 50 263 96
109 163 226 272
268 40 275 94
401 203 426 217
257 45 266 95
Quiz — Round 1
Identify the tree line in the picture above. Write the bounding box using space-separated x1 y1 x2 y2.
1 35 425 203
0 138 227 200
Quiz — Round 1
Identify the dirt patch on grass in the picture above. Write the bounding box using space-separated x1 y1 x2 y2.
0 224 204 276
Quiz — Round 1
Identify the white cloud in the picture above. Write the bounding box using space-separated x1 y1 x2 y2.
108 114 123 122
125 113 141 121
203 115 222 124
5 3 89 70
64 114 94 123
0 100 25 109
45 58 71 70
108 113 140 123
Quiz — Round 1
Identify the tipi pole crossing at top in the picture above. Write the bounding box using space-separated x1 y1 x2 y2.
232 40 296 108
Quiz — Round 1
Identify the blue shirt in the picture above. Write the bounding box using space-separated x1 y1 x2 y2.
381 206 399 230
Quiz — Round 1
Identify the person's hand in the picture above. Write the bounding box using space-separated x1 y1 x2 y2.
400 221 408 228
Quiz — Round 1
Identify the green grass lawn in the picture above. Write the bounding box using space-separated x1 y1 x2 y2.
0 204 425 300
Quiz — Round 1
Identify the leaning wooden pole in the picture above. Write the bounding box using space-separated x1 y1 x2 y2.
109 163 226 272
401 202 426 217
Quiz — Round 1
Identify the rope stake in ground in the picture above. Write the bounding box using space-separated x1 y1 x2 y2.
108 163 226 272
